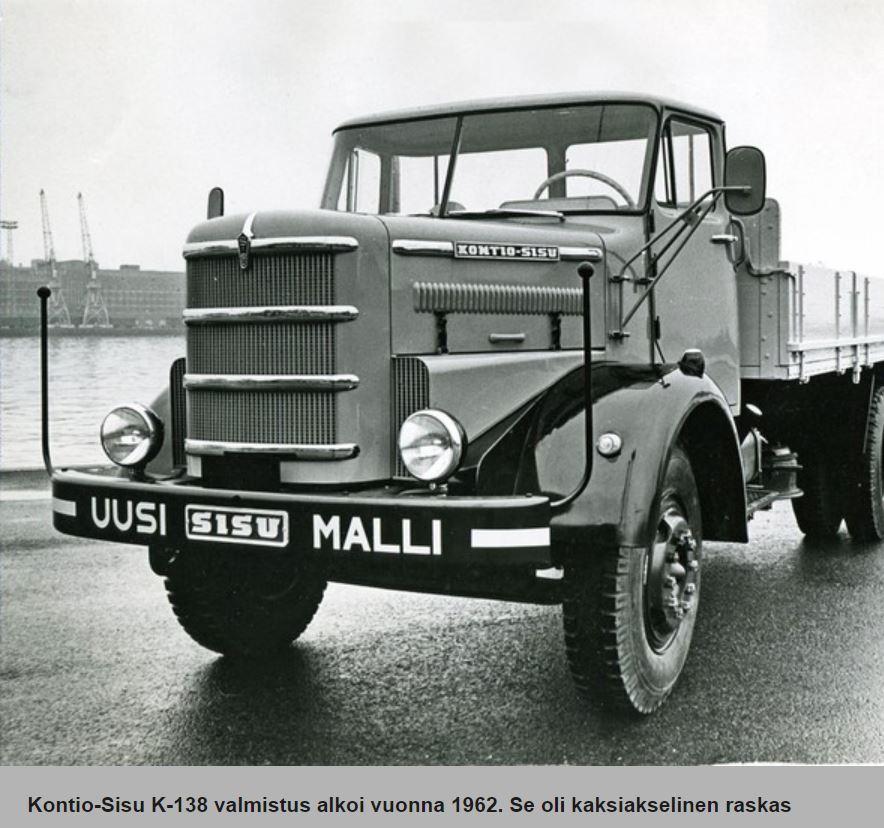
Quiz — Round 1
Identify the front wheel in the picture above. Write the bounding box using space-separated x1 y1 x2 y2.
563 444 702 714
162 547 328 657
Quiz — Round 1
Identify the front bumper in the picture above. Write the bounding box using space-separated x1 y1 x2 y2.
51 469 553 569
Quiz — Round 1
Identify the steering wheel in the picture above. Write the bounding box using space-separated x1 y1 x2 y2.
533 169 635 208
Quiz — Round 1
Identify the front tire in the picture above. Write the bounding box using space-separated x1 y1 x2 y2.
563 444 702 714
163 547 327 657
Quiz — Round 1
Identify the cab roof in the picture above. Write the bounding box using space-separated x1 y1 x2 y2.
334 91 723 131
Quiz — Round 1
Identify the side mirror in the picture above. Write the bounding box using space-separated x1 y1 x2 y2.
206 186 225 219
725 146 766 216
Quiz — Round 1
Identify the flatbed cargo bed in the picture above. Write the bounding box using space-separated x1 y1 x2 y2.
738 202 884 382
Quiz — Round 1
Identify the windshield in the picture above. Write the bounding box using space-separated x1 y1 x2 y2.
322 103 658 216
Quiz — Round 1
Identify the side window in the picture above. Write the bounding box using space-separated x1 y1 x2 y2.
654 120 714 208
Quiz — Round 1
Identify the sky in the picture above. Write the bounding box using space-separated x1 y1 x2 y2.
2 0 884 273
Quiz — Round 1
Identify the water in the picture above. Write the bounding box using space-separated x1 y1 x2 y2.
1 336 185 470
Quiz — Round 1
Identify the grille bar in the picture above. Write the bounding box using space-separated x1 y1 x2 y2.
184 373 359 391
183 235 359 257
184 304 358 325
185 438 357 460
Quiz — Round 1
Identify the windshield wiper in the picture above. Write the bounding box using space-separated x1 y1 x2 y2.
445 208 564 222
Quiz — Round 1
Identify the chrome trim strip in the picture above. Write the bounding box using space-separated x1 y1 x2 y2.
250 236 359 252
183 305 359 325
184 373 359 391
182 239 238 256
183 235 359 257
391 239 455 257
392 239 602 262
559 246 604 261
185 439 358 460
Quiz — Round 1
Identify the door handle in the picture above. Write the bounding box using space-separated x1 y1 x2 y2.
711 234 739 245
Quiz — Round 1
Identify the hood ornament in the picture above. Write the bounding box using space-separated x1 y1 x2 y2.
237 232 251 271
237 212 257 271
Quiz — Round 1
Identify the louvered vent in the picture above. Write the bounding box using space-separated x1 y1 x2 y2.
170 357 186 467
392 357 429 477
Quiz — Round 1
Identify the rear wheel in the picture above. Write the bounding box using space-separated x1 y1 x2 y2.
162 547 327 657
792 450 844 539
845 386 884 541
562 444 702 714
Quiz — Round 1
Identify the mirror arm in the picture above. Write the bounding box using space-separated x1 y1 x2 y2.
618 194 720 331
615 186 738 279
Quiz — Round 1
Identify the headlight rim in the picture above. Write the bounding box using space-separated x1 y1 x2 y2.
398 408 466 483
100 402 164 468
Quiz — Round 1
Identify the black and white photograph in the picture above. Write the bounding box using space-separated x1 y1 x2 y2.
2 0 884 780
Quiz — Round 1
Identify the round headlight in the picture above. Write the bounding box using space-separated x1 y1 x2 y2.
398 409 465 483
100 404 164 468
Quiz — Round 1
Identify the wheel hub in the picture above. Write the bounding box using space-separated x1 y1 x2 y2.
645 508 700 650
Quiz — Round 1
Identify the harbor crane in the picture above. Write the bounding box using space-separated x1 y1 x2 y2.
39 189 72 327
78 192 110 327
0 219 18 265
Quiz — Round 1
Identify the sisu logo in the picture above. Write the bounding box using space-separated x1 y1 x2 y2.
91 497 167 536
185 505 288 547
313 514 442 555
454 242 559 261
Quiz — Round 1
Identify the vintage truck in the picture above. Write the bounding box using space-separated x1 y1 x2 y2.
41 93 884 714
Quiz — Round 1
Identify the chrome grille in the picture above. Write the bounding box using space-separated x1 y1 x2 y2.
188 323 336 374
187 254 335 308
189 390 335 444
392 357 429 477
185 253 339 449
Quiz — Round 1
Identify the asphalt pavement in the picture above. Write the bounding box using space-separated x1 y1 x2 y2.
2 483 883 765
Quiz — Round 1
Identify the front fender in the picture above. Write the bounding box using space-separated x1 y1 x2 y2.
476 362 747 552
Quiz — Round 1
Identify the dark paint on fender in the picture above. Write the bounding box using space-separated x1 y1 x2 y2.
475 362 747 551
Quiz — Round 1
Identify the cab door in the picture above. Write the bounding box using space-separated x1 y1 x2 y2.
650 116 740 409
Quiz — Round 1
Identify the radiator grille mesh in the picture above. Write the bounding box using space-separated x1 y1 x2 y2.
392 357 429 477
185 253 338 447
188 390 336 444
187 254 335 308
188 323 336 374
